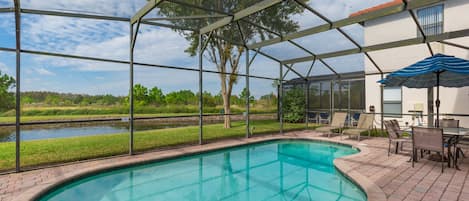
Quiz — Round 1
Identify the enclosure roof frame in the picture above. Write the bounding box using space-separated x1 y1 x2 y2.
0 0 466 79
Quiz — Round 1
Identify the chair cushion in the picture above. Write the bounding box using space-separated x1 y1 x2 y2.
316 126 338 132
343 128 366 135
391 138 412 143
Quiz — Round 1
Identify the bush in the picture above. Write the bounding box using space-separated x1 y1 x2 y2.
283 87 305 123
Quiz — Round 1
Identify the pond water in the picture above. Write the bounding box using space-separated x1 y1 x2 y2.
0 121 195 142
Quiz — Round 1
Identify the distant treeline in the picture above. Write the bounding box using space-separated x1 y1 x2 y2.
20 91 123 106
16 84 277 108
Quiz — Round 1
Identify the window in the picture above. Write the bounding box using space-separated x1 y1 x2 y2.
383 87 402 117
308 83 320 110
334 81 348 110
333 80 365 111
417 5 443 36
309 80 365 111
319 81 331 110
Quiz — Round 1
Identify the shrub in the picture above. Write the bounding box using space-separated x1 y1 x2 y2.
283 87 305 123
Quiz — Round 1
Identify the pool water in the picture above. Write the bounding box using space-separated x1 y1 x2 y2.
38 140 366 201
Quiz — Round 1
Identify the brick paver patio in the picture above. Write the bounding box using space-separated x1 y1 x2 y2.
1 130 469 201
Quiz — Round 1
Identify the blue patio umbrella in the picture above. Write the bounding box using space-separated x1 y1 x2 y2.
378 53 469 127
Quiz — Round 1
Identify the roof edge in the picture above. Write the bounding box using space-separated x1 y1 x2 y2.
350 0 403 17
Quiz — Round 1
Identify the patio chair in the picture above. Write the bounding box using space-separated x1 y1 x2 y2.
319 112 330 124
307 112 318 123
351 113 360 126
341 113 374 141
441 119 467 159
457 138 469 160
315 112 347 138
390 119 406 137
384 120 411 156
439 119 459 128
412 127 445 173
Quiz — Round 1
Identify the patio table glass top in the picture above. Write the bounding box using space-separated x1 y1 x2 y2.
403 127 469 136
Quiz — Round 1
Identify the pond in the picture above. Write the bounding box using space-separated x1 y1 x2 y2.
0 114 275 142
0 121 196 142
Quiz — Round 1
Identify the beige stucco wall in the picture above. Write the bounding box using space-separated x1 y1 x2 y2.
364 0 469 127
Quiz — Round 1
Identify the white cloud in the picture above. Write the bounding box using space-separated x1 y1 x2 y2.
0 0 13 7
17 12 197 73
1 0 391 95
21 14 127 54
20 0 147 18
0 62 10 73
306 0 391 21
35 67 56 76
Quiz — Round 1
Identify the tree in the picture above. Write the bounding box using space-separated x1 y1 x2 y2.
148 86 165 106
283 86 305 123
202 91 216 107
0 70 15 112
133 84 149 106
258 92 277 107
158 1 305 128
44 94 61 105
239 87 254 105
165 90 197 105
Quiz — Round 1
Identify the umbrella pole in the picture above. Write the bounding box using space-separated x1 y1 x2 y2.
436 72 440 128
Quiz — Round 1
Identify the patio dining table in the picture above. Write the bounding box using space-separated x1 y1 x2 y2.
405 127 469 170
441 127 469 170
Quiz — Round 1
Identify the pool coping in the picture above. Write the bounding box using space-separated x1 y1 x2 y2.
14 133 387 201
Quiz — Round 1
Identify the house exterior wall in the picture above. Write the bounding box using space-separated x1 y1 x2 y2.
363 0 469 127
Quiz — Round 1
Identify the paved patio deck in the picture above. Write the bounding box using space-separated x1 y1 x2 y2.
1 130 469 201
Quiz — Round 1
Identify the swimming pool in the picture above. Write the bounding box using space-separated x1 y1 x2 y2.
37 140 366 201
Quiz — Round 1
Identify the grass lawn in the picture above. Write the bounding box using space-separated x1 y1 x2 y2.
0 105 276 124
0 120 315 171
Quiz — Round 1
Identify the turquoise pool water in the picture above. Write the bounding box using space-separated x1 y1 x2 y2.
38 140 366 201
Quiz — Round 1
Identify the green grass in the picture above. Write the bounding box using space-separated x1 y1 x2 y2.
0 120 314 171
0 105 276 123
1 105 276 118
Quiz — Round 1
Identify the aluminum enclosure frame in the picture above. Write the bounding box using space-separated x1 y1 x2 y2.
1 0 469 172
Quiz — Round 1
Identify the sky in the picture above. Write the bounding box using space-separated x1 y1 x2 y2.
0 0 390 98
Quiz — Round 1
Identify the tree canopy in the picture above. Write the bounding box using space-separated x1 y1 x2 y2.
157 0 306 128
283 86 305 123
0 70 15 112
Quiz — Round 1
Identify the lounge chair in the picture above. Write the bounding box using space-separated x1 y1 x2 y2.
412 127 445 173
341 113 374 141
315 112 347 138
384 120 411 156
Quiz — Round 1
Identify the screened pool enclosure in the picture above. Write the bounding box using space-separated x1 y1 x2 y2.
0 0 468 172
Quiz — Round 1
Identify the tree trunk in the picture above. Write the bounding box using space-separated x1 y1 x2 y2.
222 90 231 128
208 38 241 129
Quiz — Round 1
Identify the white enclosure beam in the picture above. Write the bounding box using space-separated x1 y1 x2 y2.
131 0 164 24
282 28 469 64
247 0 443 49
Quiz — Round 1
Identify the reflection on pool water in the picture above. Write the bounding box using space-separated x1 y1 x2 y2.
38 140 366 201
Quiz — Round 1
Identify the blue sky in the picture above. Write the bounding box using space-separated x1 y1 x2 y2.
0 0 389 97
